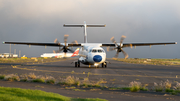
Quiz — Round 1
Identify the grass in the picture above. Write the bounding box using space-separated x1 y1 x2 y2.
4 74 20 81
129 81 141 92
0 75 5 79
115 58 180 66
0 86 107 101
109 87 121 90
72 89 86 92
4 73 180 95
121 87 131 90
46 79 55 84
32 78 45 83
0 57 63 64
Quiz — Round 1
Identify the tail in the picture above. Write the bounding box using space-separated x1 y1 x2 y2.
63 21 106 43
71 48 79 57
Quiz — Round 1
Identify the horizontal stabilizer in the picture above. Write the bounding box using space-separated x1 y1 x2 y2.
87 25 106 27
63 24 106 27
63 25 84 27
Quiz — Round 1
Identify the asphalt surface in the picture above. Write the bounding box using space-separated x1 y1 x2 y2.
0 58 180 101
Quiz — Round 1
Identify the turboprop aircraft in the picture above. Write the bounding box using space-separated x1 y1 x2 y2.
41 48 79 58
3 21 177 68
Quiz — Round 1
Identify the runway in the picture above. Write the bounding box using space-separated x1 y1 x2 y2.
1 58 180 86
0 58 180 101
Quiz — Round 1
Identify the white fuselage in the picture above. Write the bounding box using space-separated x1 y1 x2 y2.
78 44 106 66
40 53 73 58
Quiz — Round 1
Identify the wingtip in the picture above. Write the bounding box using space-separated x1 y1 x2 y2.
2 42 5 44
175 42 177 44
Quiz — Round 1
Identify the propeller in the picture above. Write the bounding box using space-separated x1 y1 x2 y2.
107 35 129 59
53 35 75 53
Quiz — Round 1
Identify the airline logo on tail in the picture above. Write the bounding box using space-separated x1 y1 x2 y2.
71 48 79 57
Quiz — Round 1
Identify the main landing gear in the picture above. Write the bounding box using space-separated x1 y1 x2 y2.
75 61 80 67
102 62 107 68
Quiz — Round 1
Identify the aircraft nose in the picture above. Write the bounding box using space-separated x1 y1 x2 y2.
93 55 102 62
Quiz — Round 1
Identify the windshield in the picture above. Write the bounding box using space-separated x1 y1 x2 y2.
91 49 104 53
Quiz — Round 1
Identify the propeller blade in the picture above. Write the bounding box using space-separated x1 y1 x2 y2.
64 35 69 46
54 38 58 43
121 49 129 59
70 40 78 50
114 51 119 58
107 47 116 51
120 35 126 45
53 48 64 53
71 40 78 44
110 37 118 46
67 48 74 53
54 38 60 45
53 50 56 53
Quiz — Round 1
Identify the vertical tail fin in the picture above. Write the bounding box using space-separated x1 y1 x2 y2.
63 21 106 43
71 48 79 57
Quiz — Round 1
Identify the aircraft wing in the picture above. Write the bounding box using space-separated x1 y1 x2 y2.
3 42 177 47
3 42 82 47
3 42 64 47
102 42 177 47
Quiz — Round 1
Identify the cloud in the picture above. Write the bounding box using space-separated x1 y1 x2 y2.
0 0 179 58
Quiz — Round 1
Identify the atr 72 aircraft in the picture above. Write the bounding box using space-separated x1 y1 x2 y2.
3 21 177 68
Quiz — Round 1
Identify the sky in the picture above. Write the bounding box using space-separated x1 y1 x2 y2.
0 0 179 58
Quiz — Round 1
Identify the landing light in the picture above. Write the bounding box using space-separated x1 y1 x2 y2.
94 63 98 67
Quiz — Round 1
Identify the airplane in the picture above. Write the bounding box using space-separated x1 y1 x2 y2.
40 48 79 58
3 21 177 68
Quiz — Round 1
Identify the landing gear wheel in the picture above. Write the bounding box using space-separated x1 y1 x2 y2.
75 62 77 67
78 62 80 67
104 62 107 68
102 63 104 68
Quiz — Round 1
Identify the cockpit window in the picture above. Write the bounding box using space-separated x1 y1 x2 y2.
92 50 97 53
90 49 104 53
98 50 103 53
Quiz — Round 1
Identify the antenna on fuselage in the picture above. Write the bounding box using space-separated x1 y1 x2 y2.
63 21 106 43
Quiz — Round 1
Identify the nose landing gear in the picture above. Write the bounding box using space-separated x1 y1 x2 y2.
102 62 107 68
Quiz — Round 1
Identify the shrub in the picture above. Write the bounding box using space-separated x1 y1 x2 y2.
165 88 173 93
28 73 36 79
59 76 80 86
154 82 163 92
32 75 45 83
173 81 180 90
0 75 5 79
140 84 148 91
46 79 55 84
19 74 28 82
154 80 172 92
4 74 20 81
129 81 141 92
164 79 171 89
32 78 45 83
45 76 55 84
